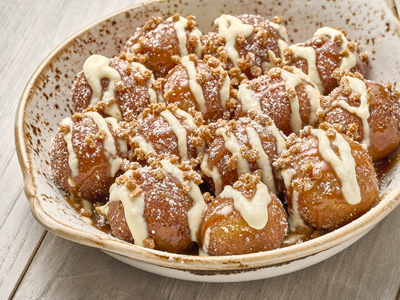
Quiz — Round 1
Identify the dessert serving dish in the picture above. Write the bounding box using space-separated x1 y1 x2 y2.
15 0 400 282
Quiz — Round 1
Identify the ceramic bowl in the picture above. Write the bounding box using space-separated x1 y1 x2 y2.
15 0 400 282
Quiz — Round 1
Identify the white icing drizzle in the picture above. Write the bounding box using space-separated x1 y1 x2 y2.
245 126 276 193
219 182 272 230
216 64 231 110
311 128 361 205
173 108 205 154
130 62 162 103
160 159 206 242
160 109 189 161
201 227 212 255
289 44 325 94
132 134 156 154
109 170 147 247
60 117 79 187
266 122 287 156
305 84 322 127
105 117 128 155
84 112 121 177
288 190 306 230
216 127 251 174
279 69 304 133
201 153 223 195
237 83 261 112
181 56 207 114
167 16 203 58
83 54 122 120
330 76 370 147
214 14 254 66
269 21 288 42
262 39 289 71
314 27 358 71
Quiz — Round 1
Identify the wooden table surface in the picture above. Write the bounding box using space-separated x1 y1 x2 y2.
2 0 400 299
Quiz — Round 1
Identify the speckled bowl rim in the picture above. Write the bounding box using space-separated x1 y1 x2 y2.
15 0 400 273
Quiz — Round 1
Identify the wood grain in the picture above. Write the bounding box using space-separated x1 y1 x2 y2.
2 0 400 299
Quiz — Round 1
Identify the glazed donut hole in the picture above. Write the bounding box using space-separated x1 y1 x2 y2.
274 123 379 230
198 171 287 256
202 14 289 86
124 14 202 78
49 12 400 255
236 66 321 135
126 102 205 163
159 54 237 124
106 155 206 253
199 110 286 196
284 27 367 95
50 111 128 200
71 56 161 121
318 69 400 161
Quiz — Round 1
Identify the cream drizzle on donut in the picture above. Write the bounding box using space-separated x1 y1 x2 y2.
167 16 202 58
314 27 359 71
219 182 272 230
216 127 251 174
173 108 205 154
262 39 289 71
59 117 79 187
132 134 156 155
216 64 231 110
245 125 276 193
83 54 123 120
311 128 361 205
160 109 189 161
288 45 325 94
84 112 122 177
130 62 163 104
181 56 207 114
201 153 223 195
327 76 370 147
288 190 306 230
237 83 261 112
160 159 206 242
105 117 128 155
214 14 254 66
109 170 147 247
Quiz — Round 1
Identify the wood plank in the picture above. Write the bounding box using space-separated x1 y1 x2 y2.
0 1 135 299
13 205 400 299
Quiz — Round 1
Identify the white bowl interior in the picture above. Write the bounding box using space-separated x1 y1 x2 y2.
16 0 400 281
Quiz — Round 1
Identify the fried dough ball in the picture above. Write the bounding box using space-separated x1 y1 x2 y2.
198 172 287 256
124 14 202 78
318 70 400 161
274 123 379 230
202 14 288 85
236 67 321 135
50 112 128 200
71 55 161 121
128 103 205 163
159 54 237 124
284 27 366 95
199 110 286 196
107 156 206 253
